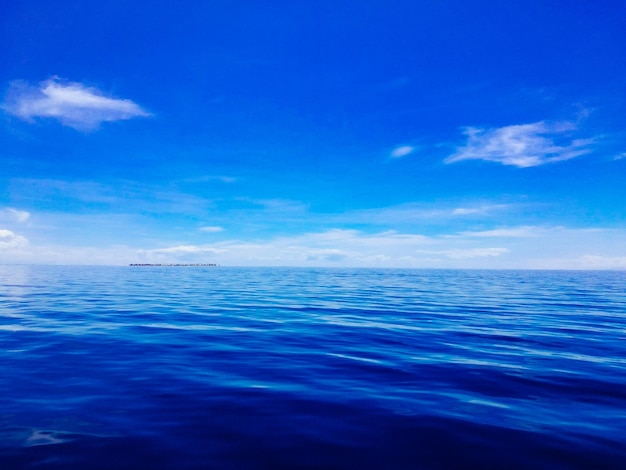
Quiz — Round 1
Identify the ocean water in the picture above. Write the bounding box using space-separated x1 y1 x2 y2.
1 266 625 469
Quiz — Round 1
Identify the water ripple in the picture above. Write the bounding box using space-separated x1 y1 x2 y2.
1 266 625 469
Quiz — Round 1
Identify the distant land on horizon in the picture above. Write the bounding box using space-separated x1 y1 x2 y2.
129 263 219 267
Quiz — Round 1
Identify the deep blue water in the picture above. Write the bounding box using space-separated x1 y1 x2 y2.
1 266 625 469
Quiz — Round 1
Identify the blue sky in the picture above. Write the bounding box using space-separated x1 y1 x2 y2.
1 0 625 267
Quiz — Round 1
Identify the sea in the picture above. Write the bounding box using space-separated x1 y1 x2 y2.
1 265 625 469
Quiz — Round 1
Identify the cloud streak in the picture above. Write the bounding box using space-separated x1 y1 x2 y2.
143 245 227 255
9 178 210 215
130 229 516 266
334 202 510 226
390 145 414 158
0 208 30 223
452 226 543 238
2 224 625 269
3 77 150 130
445 121 593 168
199 226 224 233
416 248 509 259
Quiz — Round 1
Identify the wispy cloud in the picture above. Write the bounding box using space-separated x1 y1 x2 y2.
254 199 309 213
450 204 510 216
9 178 211 215
416 248 509 259
0 208 30 223
130 229 516 266
199 226 224 233
452 226 543 238
390 145 415 158
0 229 28 249
303 248 352 262
578 255 626 269
445 121 594 168
451 207 481 215
3 223 625 269
450 225 605 240
143 245 226 255
183 175 238 184
134 229 433 266
335 202 510 225
3 77 150 130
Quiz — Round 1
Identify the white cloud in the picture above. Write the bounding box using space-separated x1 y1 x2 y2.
2 209 624 269
145 226 614 268
304 248 352 262
3 77 150 130
0 229 28 250
337 203 510 225
450 205 509 216
199 226 224 233
578 255 626 269
445 121 594 168
0 208 30 223
390 145 414 158
129 229 435 267
134 245 227 264
452 207 480 215
453 226 542 238
142 245 227 255
416 248 509 259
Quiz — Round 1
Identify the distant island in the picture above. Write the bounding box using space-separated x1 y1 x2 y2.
129 263 219 267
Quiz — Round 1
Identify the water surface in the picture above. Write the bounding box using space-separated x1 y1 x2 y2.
1 266 625 469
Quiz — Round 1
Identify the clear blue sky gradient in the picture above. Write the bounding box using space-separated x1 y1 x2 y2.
1 1 625 267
